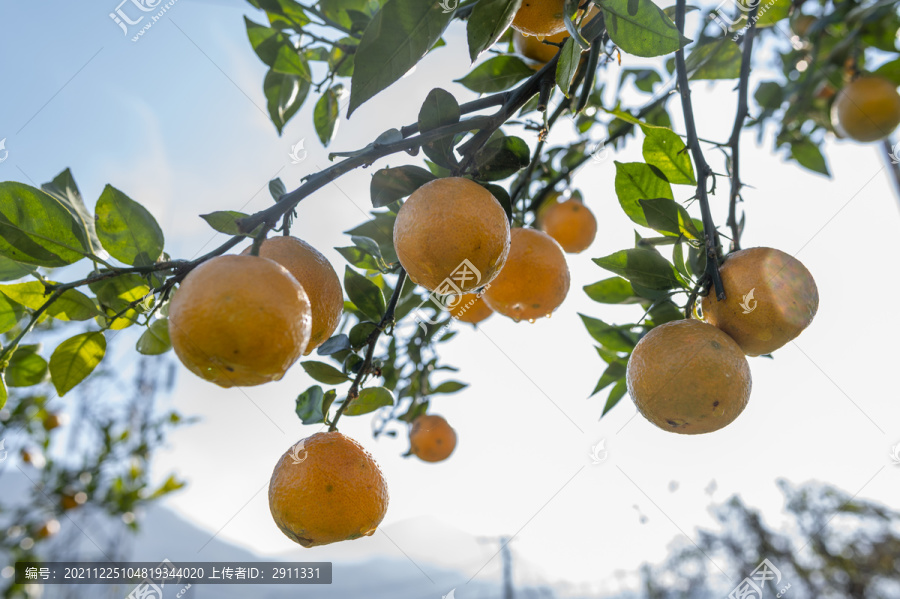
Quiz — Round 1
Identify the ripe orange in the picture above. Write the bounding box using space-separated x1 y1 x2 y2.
36 519 60 539
512 0 570 38
168 255 312 387
409 414 457 463
626 319 752 435
513 6 599 64
483 228 570 321
700 247 818 356
268 432 388 547
243 236 343 355
450 293 493 325
393 178 510 293
831 76 900 142
514 30 563 65
538 198 597 253
42 413 65 431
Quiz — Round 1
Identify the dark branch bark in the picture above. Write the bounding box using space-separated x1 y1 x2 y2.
726 2 761 252
329 269 408 432
675 0 725 301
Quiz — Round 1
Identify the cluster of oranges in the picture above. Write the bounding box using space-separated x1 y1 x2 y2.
396 178 597 327
627 247 819 435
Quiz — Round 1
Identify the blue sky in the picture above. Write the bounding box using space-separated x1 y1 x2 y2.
2 0 900 595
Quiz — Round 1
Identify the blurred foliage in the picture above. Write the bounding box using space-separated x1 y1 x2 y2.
641 480 900 598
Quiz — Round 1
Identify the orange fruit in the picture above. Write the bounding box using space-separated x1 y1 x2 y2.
483 228 570 321
36 519 60 539
626 319 752 434
393 178 510 293
61 492 87 511
514 29 567 64
538 198 597 253
409 414 457 463
831 76 900 142
513 6 599 64
700 247 818 356
168 255 312 387
243 236 342 354
268 432 388 547
512 0 570 38
450 293 493 325
42 413 65 431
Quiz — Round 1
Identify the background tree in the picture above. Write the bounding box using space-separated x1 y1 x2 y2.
640 480 900 598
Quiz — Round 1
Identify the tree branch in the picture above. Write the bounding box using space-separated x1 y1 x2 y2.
674 0 725 301
726 2 760 252
329 269 408 432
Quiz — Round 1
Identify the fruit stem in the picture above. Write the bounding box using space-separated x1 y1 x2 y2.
329 269 408 432
674 0 726 301
726 0 760 253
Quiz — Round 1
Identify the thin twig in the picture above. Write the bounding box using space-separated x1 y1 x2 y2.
329 269 408 432
726 2 760 252
674 0 725 301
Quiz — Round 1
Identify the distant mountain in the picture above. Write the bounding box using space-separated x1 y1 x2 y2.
1 471 606 599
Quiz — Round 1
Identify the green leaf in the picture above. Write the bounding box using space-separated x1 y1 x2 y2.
89 273 151 330
0 257 35 281
0 282 98 322
602 379 628 416
583 277 641 304
336 247 384 271
370 166 436 207
349 321 378 348
455 55 535 93
263 68 310 135
345 386 394 416
600 0 691 58
49 332 106 396
590 360 626 397
556 38 582 96
317 334 351 356
272 43 311 79
0 182 90 267
95 185 164 266
638 198 700 239
344 267 386 321
685 37 742 80
314 84 343 147
301 360 351 384
467 0 522 60
6 345 48 387
41 169 103 257
418 88 461 168
136 319 172 355
0 292 23 334
348 0 454 115
593 248 682 290
295 385 327 424
614 161 674 227
344 211 398 263
245 17 292 67
474 136 531 181
579 314 637 352
642 127 695 185
199 211 257 236
751 0 790 28
0 375 6 410
875 58 900 86
790 139 830 176
147 474 185 499
431 380 468 394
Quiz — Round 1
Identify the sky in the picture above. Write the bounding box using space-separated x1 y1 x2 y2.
1 0 900 596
